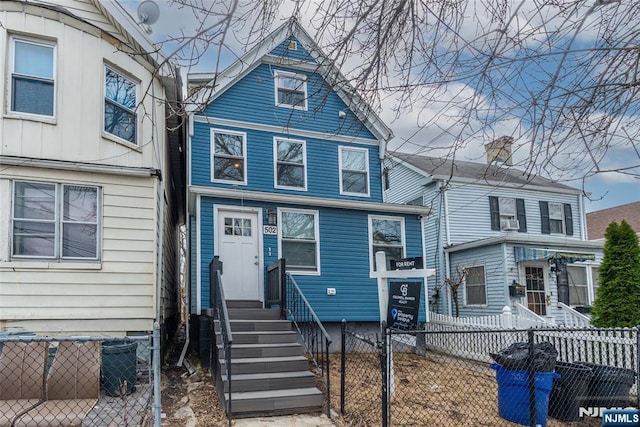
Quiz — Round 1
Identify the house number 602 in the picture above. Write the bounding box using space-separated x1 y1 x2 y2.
263 225 278 235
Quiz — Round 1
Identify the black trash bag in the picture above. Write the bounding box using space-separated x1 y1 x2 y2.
490 341 558 372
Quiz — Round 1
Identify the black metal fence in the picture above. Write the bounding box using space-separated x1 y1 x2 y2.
339 323 639 427
0 334 155 427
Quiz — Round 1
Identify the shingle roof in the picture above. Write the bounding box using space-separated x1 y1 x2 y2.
389 152 578 191
586 201 640 240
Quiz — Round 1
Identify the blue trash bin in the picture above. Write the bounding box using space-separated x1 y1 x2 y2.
491 363 559 427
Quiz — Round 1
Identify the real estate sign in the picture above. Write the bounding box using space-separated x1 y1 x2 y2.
387 281 421 330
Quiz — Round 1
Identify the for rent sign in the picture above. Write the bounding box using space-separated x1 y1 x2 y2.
387 281 421 330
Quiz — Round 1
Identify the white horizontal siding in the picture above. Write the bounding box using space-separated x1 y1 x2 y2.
383 158 428 204
446 183 583 244
0 166 159 335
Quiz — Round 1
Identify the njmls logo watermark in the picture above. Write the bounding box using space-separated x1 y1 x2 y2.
579 407 639 426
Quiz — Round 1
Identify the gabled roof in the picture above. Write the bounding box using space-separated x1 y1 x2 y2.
186 18 393 147
586 201 640 240
389 152 580 194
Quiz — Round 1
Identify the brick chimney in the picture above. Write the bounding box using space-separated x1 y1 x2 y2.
485 136 513 166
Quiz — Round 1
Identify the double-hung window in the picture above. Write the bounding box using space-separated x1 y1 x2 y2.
274 138 306 189
567 266 588 306
104 66 137 144
211 129 246 184
274 71 307 109
369 216 405 270
539 201 573 235
489 196 526 232
10 37 55 117
279 209 319 273
340 147 369 196
12 181 99 260
464 266 487 305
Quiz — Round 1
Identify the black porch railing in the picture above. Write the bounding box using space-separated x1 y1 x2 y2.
210 259 233 427
266 259 332 417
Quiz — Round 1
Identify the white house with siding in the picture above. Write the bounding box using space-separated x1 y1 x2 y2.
384 137 602 324
0 0 185 340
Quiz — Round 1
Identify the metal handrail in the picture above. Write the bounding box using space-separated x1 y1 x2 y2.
285 273 332 417
211 264 233 426
287 274 332 342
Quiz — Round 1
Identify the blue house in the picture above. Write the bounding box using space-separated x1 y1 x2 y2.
185 19 427 349
384 137 603 325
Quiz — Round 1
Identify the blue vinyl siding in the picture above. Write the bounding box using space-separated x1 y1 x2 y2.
268 36 316 62
200 64 376 141
191 121 383 202
197 196 424 321
449 244 508 317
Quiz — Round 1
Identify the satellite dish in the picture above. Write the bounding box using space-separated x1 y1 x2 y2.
137 0 160 25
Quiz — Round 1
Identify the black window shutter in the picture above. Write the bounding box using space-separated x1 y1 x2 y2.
489 196 500 230
564 203 573 236
516 198 527 232
539 201 550 234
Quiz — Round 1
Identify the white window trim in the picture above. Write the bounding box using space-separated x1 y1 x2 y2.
548 202 565 235
8 35 57 119
10 180 101 261
210 128 248 185
368 215 406 272
462 264 488 307
277 207 320 275
274 70 308 111
102 64 139 146
339 146 370 197
273 137 307 191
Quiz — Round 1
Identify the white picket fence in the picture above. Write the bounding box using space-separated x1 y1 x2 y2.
428 305 550 330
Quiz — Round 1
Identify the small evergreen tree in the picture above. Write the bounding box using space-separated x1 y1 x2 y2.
591 220 640 327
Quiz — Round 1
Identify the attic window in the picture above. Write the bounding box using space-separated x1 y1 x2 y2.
287 40 297 50
274 70 307 110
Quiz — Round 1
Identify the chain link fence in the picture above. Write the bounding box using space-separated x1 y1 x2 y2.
339 323 639 427
0 333 157 427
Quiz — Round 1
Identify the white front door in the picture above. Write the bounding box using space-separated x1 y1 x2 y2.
216 209 261 301
524 265 547 316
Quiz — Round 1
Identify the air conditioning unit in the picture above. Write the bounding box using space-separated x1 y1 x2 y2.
501 219 520 231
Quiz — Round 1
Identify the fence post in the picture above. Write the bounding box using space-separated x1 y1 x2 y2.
502 306 513 329
280 259 287 319
340 319 346 415
381 321 388 427
153 322 162 427
527 329 536 427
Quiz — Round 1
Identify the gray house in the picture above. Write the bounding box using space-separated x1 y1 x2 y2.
384 137 602 324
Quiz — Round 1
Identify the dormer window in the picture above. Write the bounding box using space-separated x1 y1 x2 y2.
489 196 526 232
274 71 307 110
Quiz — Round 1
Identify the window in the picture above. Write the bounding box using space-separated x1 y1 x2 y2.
104 66 137 143
10 37 55 117
340 147 369 196
369 216 405 270
211 129 246 183
383 168 390 190
12 181 99 260
280 209 319 273
464 266 487 305
489 196 526 232
567 266 588 306
591 266 600 301
539 201 573 235
274 71 307 109
274 138 306 189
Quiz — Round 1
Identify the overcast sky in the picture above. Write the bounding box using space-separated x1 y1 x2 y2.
121 0 639 213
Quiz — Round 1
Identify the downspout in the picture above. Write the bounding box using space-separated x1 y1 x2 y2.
443 184 453 316
579 193 587 240
156 178 165 326
178 113 194 367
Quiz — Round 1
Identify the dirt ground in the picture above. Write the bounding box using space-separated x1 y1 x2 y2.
160 329 604 426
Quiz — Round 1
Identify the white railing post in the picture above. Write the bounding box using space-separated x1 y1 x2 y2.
502 306 513 329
